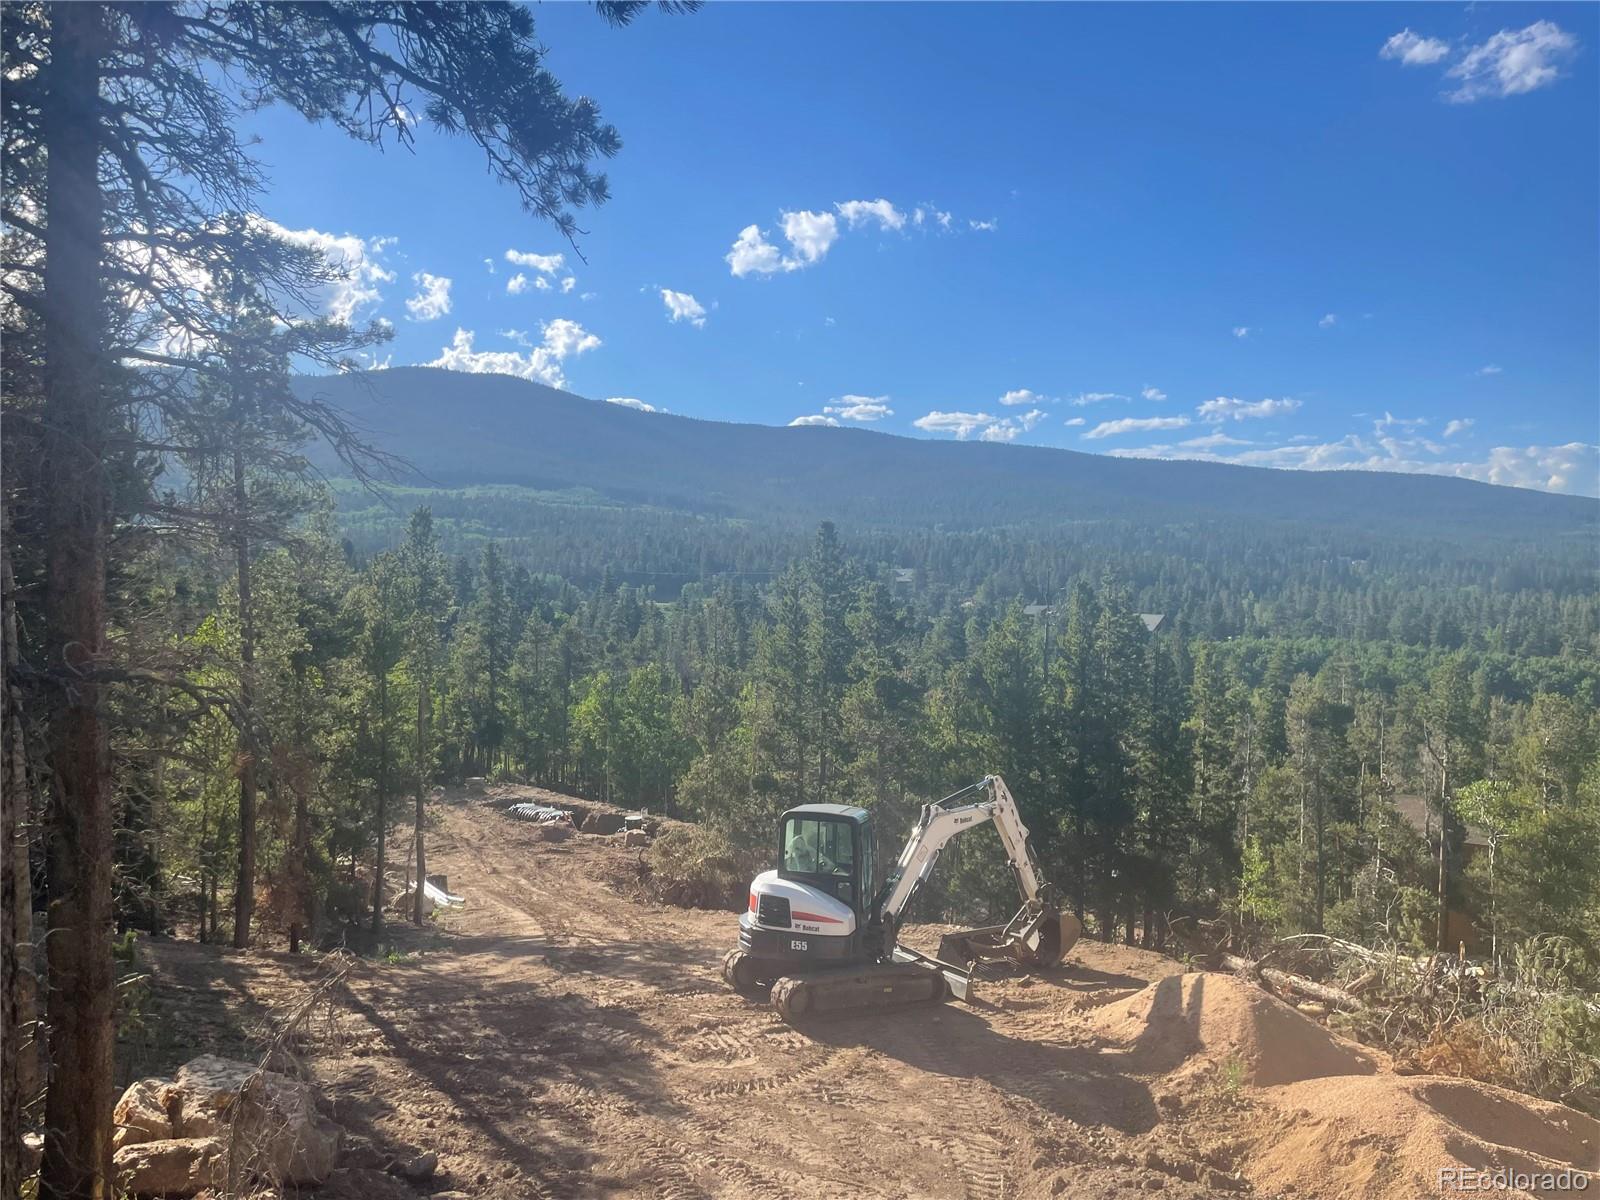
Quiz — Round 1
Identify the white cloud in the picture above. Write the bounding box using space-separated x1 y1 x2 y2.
1380 29 1452 66
1083 415 1191 439
660 288 707 328
1477 364 1503 376
1442 418 1475 438
427 319 600 389
506 273 529 295
505 249 566 274
1197 396 1301 422
824 395 893 422
1445 21 1578 102
405 272 452 321
1141 386 1167 402
728 199 992 278
1000 388 1048 407
561 276 576 294
913 411 997 440
1107 434 1597 497
534 276 552 291
1232 326 1251 339
1373 410 1427 433
1471 443 1597 494
781 209 839 265
969 219 997 232
483 257 495 274
1319 313 1338 328
835 199 905 231
1181 431 1253 450
975 409 1045 443
1069 391 1129 407
725 224 791 277
606 397 660 413
789 414 839 427
251 220 395 323
1064 417 1086 427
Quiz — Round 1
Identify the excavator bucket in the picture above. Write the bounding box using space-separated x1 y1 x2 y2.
938 906 1082 973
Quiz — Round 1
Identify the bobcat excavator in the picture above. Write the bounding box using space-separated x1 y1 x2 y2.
722 775 1082 1022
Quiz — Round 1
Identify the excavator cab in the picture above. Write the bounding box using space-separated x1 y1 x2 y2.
777 805 873 913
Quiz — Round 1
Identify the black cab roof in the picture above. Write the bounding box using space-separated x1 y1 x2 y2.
782 803 870 822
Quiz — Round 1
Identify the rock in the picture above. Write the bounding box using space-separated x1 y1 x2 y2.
113 1078 176 1149
388 1151 438 1182
168 1055 340 1186
622 829 649 848
318 1167 418 1200
582 812 626 836
1206 1168 1247 1192
532 821 573 843
113 1136 226 1198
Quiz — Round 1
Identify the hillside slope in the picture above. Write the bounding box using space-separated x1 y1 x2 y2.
296 368 1595 538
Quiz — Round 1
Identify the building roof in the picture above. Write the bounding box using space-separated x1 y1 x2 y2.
1391 793 1491 847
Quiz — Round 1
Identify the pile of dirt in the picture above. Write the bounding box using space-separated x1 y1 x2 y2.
1246 1074 1600 1199
1085 971 1378 1086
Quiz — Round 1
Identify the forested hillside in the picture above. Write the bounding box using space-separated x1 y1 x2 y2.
305 367 1595 537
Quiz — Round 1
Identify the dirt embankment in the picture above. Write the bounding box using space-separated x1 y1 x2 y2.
128 785 1598 1199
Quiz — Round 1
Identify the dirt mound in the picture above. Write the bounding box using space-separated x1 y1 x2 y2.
1086 971 1377 1086
1248 1073 1600 1199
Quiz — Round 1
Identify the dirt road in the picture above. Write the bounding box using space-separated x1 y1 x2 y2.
133 789 1599 1199
336 794 1223 1199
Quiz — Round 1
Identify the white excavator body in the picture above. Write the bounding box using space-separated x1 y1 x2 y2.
723 776 1082 1022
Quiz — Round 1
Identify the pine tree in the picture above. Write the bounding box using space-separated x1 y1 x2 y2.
401 510 449 924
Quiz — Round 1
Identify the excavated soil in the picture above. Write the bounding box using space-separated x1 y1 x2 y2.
130 786 1599 1199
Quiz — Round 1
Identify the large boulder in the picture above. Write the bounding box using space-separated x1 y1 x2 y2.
113 1137 226 1198
169 1054 340 1186
113 1077 177 1149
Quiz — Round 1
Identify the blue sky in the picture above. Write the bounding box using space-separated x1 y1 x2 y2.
245 3 1599 495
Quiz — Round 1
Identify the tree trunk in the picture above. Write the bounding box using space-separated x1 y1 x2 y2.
231 441 257 949
371 672 388 935
38 6 117 1197
2 513 41 1200
288 695 310 955
1435 748 1451 951
412 676 428 926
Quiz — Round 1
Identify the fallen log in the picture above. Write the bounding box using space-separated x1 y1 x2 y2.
1219 953 1365 1012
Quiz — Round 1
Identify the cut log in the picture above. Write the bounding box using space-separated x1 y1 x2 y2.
1219 953 1365 1012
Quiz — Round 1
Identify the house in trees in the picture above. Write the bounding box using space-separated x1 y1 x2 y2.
1391 793 1492 952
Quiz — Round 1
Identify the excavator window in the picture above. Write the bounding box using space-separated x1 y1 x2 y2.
783 817 853 875
781 816 857 905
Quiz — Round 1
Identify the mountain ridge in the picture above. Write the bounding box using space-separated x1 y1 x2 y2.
295 367 1596 537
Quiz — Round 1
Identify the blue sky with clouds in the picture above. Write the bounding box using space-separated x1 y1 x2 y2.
244 3 1599 495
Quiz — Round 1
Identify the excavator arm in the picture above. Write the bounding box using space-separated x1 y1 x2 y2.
874 775 1078 970
878 775 1048 922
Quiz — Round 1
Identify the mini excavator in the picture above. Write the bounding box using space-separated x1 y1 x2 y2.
722 775 1082 1022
